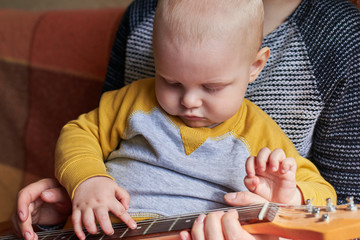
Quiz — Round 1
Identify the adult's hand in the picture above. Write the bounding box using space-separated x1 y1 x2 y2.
179 191 278 240
11 178 72 240
180 209 257 240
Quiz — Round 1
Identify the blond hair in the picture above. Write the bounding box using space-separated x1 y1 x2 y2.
153 0 264 53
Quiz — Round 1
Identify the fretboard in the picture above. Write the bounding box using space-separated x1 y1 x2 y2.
1 203 278 240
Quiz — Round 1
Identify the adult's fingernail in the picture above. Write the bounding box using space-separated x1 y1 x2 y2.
42 190 53 198
225 192 237 200
24 231 31 240
18 211 24 220
196 213 206 223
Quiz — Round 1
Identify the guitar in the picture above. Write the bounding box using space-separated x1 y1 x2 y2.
1 202 359 240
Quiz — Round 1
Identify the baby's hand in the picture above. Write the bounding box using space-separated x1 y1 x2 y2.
244 147 301 205
72 176 137 240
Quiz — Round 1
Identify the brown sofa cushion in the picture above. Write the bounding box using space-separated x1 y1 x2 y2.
0 7 125 223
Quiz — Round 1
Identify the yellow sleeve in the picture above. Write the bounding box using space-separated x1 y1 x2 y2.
295 155 336 206
239 99 336 206
55 78 158 198
55 91 121 198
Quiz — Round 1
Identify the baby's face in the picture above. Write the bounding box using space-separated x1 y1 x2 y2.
154 37 254 128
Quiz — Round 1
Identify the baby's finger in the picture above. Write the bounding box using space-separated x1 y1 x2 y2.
82 207 98 235
110 203 137 230
244 175 259 192
255 147 272 172
114 187 131 210
245 156 256 177
280 157 297 174
268 148 286 172
94 208 114 236
72 210 86 240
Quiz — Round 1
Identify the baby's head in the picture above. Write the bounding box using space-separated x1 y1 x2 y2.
153 0 270 128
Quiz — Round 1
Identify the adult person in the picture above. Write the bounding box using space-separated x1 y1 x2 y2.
105 0 360 205
12 0 360 239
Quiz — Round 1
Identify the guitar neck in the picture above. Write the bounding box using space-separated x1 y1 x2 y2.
2 203 360 240
0 203 277 240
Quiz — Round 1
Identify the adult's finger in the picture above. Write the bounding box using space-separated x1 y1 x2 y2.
222 209 255 240
189 213 206 240
224 191 268 206
204 211 225 240
40 186 70 205
11 211 36 240
17 178 60 222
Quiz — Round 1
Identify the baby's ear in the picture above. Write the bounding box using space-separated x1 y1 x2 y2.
249 47 270 83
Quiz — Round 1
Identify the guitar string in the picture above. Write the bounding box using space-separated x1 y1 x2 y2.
16 203 302 239
29 204 273 238
5 204 353 239
110 203 277 231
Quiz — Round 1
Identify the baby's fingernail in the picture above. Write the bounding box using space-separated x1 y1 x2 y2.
196 214 206 223
130 221 137 229
225 192 237 200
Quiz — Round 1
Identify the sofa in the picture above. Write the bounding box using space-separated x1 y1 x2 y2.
0 7 126 224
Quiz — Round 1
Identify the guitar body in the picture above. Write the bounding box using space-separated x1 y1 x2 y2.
243 204 360 240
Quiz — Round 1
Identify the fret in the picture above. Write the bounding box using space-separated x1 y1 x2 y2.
145 217 177 235
37 229 75 240
122 221 153 238
2 203 359 240
102 226 128 239
168 217 179 232
142 219 156 235
85 232 106 240
237 205 268 224
170 215 197 231
53 231 77 240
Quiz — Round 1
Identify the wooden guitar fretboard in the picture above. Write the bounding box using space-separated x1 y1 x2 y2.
1 204 278 240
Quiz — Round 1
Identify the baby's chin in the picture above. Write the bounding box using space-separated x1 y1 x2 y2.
181 117 218 128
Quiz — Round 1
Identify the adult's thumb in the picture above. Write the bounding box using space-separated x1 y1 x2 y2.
224 191 267 206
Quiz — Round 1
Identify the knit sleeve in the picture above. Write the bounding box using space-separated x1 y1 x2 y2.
296 0 360 204
103 0 158 93
102 4 131 93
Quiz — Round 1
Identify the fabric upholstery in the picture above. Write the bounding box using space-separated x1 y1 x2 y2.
0 7 125 223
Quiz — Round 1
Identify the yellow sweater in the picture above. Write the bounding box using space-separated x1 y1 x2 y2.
55 78 336 210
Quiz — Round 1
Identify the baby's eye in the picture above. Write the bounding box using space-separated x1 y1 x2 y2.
165 79 182 87
204 85 223 93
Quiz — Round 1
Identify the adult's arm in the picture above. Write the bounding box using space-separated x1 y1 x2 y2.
298 0 360 204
